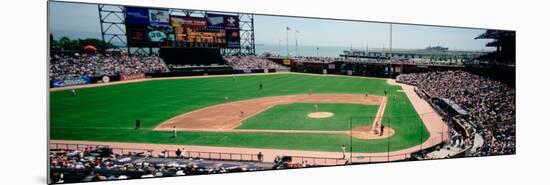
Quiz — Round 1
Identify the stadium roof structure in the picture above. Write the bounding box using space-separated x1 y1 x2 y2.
474 30 515 65
475 29 515 39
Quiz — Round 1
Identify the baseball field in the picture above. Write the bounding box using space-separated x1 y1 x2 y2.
50 73 430 153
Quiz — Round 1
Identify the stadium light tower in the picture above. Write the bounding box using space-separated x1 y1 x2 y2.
388 23 393 78
278 39 282 56
295 27 299 57
316 47 319 58
286 27 290 57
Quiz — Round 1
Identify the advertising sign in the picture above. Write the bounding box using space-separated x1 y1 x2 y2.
170 16 207 28
51 76 91 88
127 25 149 46
224 15 239 30
148 9 169 26
126 7 149 25
120 73 146 81
283 59 292 65
225 29 240 48
206 14 225 29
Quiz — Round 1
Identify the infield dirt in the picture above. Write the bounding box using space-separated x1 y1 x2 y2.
154 93 393 140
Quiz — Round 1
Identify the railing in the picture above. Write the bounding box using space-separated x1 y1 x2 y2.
49 143 150 155
351 153 412 163
164 149 259 162
49 143 260 162
289 155 348 166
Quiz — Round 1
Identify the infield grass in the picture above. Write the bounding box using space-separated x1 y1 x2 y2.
50 73 429 153
238 103 379 131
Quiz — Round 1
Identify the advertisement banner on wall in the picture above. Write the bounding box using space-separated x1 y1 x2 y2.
126 7 149 25
206 14 225 29
283 59 292 65
120 73 146 81
51 76 91 88
148 9 169 26
225 29 240 48
224 15 239 30
170 16 207 28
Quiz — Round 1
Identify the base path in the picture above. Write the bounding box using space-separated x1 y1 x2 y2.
154 93 392 139
375 79 449 154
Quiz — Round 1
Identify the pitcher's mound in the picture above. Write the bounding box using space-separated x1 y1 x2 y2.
308 112 334 118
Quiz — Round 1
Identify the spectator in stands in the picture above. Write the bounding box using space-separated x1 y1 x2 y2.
224 55 289 70
396 70 515 157
175 148 182 158
257 152 264 162
49 54 168 80
50 144 266 183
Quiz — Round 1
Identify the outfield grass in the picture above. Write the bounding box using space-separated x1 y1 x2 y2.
50 73 429 153
238 103 379 131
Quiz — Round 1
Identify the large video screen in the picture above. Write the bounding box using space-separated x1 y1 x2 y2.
48 1 515 184
170 16 226 48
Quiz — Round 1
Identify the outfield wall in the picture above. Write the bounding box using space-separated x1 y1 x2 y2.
49 68 277 89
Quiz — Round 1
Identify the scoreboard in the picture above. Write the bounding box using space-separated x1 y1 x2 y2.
125 7 240 48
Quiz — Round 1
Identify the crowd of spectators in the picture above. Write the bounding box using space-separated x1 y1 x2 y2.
292 56 336 64
278 56 463 66
50 146 266 183
471 123 516 156
49 54 169 80
396 70 515 156
224 56 289 70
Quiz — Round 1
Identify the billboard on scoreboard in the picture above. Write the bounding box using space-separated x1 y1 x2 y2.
126 7 149 25
148 9 170 26
127 25 149 47
224 15 239 30
207 14 225 29
170 16 207 28
226 29 240 48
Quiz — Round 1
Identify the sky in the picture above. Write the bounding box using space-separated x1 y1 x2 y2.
49 1 494 52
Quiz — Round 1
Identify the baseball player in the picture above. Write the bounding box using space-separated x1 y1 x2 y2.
313 104 319 112
240 110 244 117
172 126 177 138
259 83 263 90
341 145 347 159
71 89 77 96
